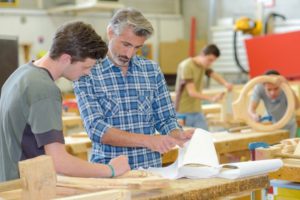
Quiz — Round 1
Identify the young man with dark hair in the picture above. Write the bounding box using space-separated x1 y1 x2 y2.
175 44 233 129
248 69 299 138
0 21 130 182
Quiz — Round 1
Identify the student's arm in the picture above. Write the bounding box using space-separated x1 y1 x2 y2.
44 142 130 177
248 100 260 122
210 71 233 91
185 81 224 102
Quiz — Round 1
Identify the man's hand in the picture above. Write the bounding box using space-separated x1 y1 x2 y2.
171 129 194 141
108 155 131 176
145 135 185 154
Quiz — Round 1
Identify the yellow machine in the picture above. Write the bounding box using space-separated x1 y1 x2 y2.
233 17 262 74
234 17 263 36
233 14 285 74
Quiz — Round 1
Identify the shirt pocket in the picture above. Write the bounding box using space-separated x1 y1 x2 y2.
97 92 119 117
137 90 153 114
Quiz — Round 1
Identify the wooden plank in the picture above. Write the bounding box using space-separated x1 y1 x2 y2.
214 130 289 155
19 155 56 200
62 116 83 136
54 190 131 200
56 175 170 190
202 104 222 115
0 179 23 193
117 170 154 179
64 134 91 160
0 188 22 200
162 149 178 166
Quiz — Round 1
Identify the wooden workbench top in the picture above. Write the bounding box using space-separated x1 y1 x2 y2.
213 129 289 154
131 175 269 200
0 175 269 200
65 129 289 164
269 159 300 182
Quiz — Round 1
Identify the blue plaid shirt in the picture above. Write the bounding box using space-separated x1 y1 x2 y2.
73 56 180 169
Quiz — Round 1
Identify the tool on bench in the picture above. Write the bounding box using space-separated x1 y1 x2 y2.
228 115 272 133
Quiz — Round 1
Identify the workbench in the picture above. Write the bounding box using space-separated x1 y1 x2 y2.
62 115 84 136
130 175 269 200
214 129 289 162
0 175 269 200
64 129 289 168
255 140 300 183
269 159 300 182
65 134 91 160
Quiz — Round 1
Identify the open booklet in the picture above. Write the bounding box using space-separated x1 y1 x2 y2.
145 129 283 179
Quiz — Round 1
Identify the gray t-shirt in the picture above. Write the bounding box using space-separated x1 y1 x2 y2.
0 62 64 182
251 84 297 137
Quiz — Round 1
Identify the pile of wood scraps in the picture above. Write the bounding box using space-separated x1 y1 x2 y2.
255 138 300 182
255 138 300 160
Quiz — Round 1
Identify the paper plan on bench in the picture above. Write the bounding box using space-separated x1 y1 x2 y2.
180 128 219 167
144 128 283 179
218 159 283 179
145 129 221 179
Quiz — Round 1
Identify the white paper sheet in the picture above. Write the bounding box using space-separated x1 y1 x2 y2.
143 128 283 180
218 159 283 179
178 165 220 179
181 129 219 167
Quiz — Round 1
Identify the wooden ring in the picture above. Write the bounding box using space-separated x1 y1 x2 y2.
232 75 295 132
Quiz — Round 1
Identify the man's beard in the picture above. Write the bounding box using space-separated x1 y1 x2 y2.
111 53 130 67
117 55 130 65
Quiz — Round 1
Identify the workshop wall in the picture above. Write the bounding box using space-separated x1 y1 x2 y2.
218 0 300 20
0 10 183 65
0 6 183 92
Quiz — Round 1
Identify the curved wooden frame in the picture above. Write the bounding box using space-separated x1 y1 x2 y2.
232 75 295 132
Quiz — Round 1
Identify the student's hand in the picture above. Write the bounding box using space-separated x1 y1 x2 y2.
211 92 225 102
275 76 288 86
225 82 233 92
249 113 260 122
108 155 130 176
146 135 184 154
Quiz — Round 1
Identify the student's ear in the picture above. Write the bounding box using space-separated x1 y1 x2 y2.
59 54 72 65
107 26 114 40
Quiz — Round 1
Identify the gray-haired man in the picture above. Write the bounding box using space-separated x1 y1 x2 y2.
74 8 194 169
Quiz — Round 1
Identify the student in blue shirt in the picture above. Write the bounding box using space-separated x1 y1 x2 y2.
74 8 194 169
